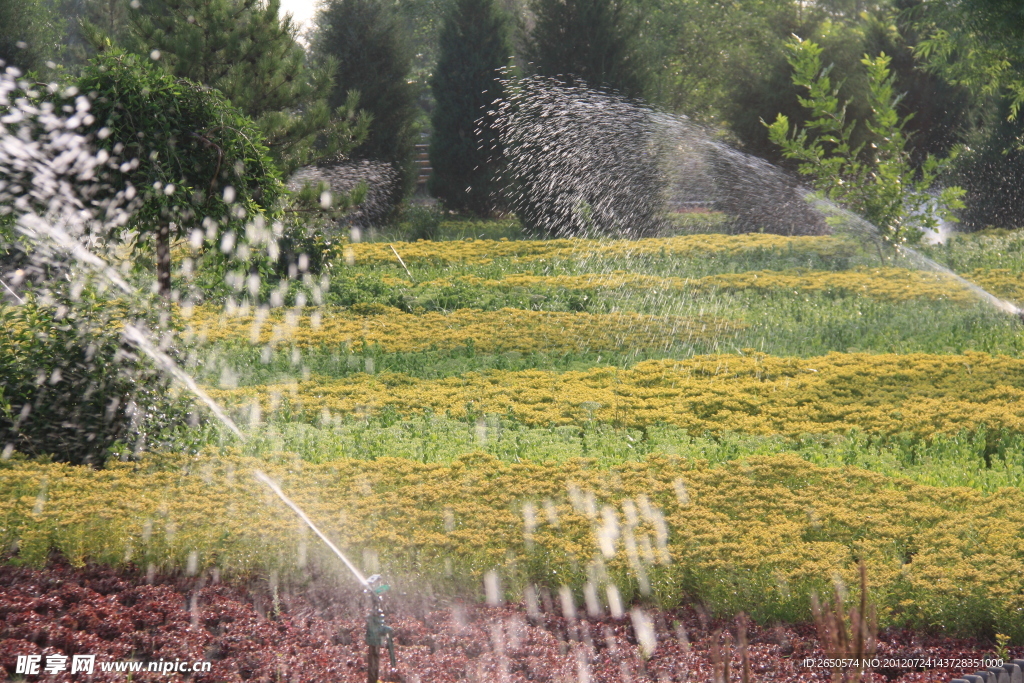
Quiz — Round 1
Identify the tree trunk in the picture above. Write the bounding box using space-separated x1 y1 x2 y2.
156 223 171 297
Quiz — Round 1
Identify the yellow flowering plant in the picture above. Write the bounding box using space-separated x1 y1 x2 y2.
2 451 1022 638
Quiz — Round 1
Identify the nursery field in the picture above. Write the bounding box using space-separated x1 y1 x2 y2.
5 227 1024 681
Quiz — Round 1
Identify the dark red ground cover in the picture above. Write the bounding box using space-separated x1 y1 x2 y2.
0 560 1009 682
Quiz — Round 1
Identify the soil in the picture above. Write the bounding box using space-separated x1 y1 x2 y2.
0 560 1009 683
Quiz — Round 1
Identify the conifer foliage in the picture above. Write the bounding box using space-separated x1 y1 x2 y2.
0 0 62 72
311 0 419 214
428 0 510 215
124 0 365 174
526 0 648 99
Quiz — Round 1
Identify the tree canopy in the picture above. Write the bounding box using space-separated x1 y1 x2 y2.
121 0 367 173
77 50 283 295
915 0 1024 122
428 0 511 214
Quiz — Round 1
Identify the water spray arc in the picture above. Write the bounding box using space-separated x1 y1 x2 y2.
253 471 396 683
808 197 1024 317
15 212 246 439
123 325 243 438
493 76 1024 320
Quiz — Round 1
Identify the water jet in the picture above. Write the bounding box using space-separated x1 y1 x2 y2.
493 75 1023 319
254 470 396 683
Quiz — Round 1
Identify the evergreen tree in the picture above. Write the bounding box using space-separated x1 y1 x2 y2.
0 0 63 73
525 0 648 98
311 0 420 213
64 0 133 64
121 0 367 174
82 0 131 39
428 0 510 214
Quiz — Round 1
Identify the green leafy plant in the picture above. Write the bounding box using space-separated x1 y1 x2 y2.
73 50 284 297
0 294 194 465
402 205 443 241
766 37 965 247
913 0 1024 123
995 632 1011 661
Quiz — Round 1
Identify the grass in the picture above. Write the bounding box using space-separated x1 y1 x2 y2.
918 229 1024 272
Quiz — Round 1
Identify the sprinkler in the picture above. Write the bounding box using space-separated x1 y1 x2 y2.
254 471 396 683
364 576 396 682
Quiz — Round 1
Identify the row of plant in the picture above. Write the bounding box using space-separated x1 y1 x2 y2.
2 451 1022 638
168 228 1024 322
184 415 1024 491
338 233 861 267
204 352 1024 439
369 267 1024 305
336 228 1024 284
184 299 1024 393
182 306 741 355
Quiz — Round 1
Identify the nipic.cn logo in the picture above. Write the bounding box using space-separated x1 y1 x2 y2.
15 655 94 675
15 655 212 676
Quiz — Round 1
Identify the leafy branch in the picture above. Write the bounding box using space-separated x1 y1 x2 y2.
766 37 965 248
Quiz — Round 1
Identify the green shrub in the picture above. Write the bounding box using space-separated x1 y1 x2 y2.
74 51 283 297
0 295 194 465
403 205 443 241
766 38 965 247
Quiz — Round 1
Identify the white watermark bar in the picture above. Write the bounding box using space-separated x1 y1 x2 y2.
15 655 212 676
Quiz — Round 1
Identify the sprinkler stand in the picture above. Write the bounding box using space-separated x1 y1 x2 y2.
365 598 395 683
365 582 395 683
253 471 397 682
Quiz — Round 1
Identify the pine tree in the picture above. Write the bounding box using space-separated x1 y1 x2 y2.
0 0 63 73
121 0 366 174
311 0 419 213
428 0 510 214
65 0 133 63
526 0 648 99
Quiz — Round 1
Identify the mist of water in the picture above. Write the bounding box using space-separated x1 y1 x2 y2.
810 196 1022 316
899 245 1021 316
492 75 1021 317
493 76 826 238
